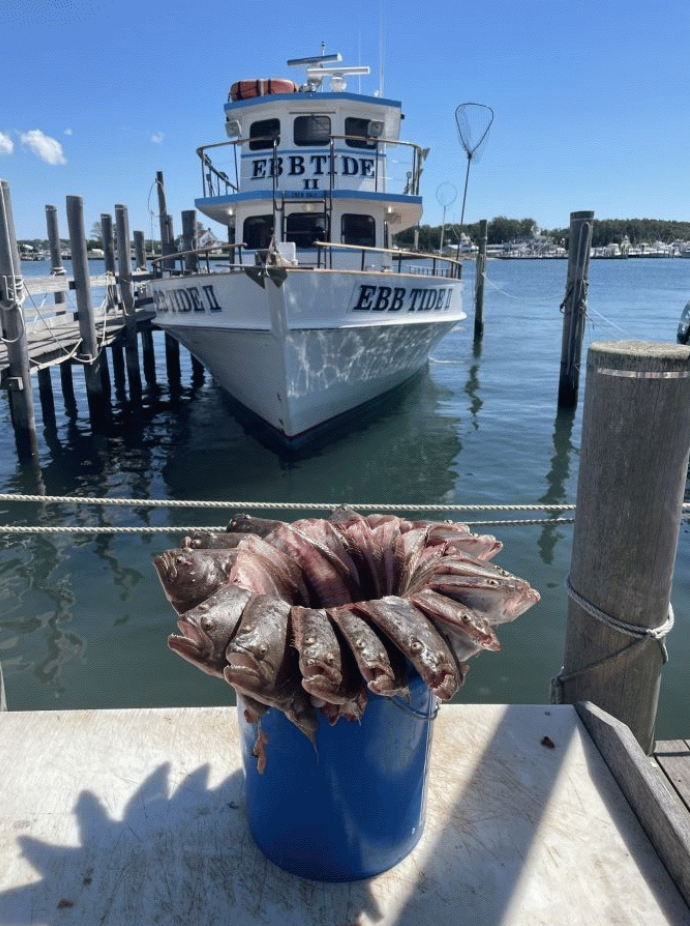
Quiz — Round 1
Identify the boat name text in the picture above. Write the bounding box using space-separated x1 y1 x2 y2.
351 284 453 313
250 154 376 188
151 284 222 314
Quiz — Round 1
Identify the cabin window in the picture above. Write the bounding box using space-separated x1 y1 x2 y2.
243 215 274 249
249 118 280 151
341 214 375 247
286 213 328 249
294 114 331 146
344 117 378 150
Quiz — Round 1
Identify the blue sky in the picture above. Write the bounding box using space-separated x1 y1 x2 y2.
2 0 689 241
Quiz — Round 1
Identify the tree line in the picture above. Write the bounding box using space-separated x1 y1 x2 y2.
394 217 690 251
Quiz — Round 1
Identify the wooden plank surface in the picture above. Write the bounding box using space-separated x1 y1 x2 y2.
0 704 688 925
657 739 690 814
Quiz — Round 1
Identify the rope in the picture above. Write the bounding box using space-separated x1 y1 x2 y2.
550 574 676 703
0 493 578 512
0 517 577 537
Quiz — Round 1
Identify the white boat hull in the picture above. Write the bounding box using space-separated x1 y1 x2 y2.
148 267 464 438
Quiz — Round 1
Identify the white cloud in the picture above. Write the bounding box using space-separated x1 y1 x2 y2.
151 132 164 144
20 129 67 165
64 128 73 136
0 131 13 155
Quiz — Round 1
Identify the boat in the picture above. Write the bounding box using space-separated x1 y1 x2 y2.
147 51 465 440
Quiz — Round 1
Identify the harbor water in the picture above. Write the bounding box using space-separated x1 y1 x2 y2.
1 257 688 739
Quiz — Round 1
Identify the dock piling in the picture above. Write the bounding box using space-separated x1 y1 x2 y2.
66 195 108 422
0 179 39 459
115 204 143 403
474 218 487 339
558 211 593 407
555 340 690 753
45 205 67 314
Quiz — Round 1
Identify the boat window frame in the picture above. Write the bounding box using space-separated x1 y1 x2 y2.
243 214 275 250
341 213 376 247
344 117 378 150
249 118 281 151
293 114 332 147
285 212 329 249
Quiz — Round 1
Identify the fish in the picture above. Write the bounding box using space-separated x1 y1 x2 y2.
354 596 459 701
290 606 367 723
267 524 357 608
167 584 252 676
409 588 501 652
327 605 408 697
330 516 385 601
230 533 310 604
425 575 540 623
226 513 286 536
153 548 238 613
429 528 503 561
370 517 404 595
224 594 317 743
182 531 247 550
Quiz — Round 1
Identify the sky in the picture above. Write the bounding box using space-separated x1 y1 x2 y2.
1 0 689 241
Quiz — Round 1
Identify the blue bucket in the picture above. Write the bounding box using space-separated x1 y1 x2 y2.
237 672 435 882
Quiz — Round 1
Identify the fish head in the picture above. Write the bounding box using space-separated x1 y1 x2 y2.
225 596 290 695
405 635 458 701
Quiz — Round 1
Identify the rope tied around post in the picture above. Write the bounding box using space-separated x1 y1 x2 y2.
551 574 676 704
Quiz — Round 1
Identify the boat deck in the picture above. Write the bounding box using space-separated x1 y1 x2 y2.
1 702 689 925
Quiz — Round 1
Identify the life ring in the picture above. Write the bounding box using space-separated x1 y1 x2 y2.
230 79 298 101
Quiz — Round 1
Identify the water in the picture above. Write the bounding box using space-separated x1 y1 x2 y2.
1 258 688 738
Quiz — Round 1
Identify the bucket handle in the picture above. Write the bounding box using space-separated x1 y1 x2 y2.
389 694 440 722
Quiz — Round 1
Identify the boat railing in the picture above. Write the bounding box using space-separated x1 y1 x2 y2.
314 241 463 278
196 135 423 199
149 243 248 276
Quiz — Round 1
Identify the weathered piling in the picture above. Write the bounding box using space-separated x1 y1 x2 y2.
45 205 67 314
66 195 110 419
474 219 487 339
115 204 143 402
558 211 593 407
555 340 690 754
182 210 199 273
101 211 126 388
156 171 176 272
0 179 39 458
133 231 147 271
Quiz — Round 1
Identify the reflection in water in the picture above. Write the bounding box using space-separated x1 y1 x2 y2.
538 408 576 565
464 337 483 429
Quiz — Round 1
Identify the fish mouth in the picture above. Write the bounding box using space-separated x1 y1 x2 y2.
154 552 177 582
225 650 263 682
301 662 341 685
427 666 458 701
167 633 202 661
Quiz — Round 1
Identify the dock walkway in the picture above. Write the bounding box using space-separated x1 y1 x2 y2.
1 702 689 925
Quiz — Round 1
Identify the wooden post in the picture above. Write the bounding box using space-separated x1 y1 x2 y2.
45 204 67 314
133 231 147 271
66 195 107 422
141 327 157 386
115 204 142 403
558 211 594 407
165 333 181 387
181 210 199 273
156 171 176 271
37 367 56 428
60 360 76 413
556 340 690 754
474 219 487 340
0 179 39 459
101 211 125 385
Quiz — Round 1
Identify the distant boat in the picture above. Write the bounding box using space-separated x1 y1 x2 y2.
146 51 465 441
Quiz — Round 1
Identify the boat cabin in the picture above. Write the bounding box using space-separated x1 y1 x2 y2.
195 55 425 261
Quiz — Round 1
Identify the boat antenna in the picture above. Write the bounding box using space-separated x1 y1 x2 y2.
455 103 494 230
378 0 385 96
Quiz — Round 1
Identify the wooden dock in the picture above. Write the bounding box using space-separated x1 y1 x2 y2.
1 702 689 925
657 739 690 815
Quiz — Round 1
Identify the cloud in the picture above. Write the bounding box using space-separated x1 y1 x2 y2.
64 128 73 136
20 130 67 165
0 131 13 155
151 132 164 144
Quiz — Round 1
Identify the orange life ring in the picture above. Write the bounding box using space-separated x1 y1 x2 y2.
229 79 298 101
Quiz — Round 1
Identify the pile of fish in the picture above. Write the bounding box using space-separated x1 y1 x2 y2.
156 507 540 754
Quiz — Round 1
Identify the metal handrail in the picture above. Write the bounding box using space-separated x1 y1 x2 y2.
196 135 423 199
